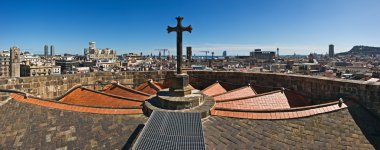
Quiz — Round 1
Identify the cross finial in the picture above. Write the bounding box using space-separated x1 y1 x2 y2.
167 16 192 74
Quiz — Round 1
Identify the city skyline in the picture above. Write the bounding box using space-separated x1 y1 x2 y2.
0 0 379 55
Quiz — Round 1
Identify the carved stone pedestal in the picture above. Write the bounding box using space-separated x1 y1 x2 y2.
169 74 192 96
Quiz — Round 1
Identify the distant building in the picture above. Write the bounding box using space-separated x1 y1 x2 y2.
250 49 275 62
97 60 120 71
55 59 79 74
186 47 192 60
276 48 279 58
20 63 53 77
73 67 90 74
223 50 227 57
84 42 116 61
52 66 61 75
0 50 10 78
44 45 49 57
10 46 21 77
329 44 334 58
50 45 55 56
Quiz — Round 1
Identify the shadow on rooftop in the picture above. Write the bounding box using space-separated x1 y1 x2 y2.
347 101 380 149
122 124 145 150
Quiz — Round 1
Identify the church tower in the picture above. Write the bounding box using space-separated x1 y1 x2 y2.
10 46 20 77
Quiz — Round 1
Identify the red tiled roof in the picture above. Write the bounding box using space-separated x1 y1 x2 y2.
211 100 347 120
10 93 143 114
102 84 151 100
213 86 257 101
202 82 227 96
134 80 164 95
59 86 143 107
216 90 290 110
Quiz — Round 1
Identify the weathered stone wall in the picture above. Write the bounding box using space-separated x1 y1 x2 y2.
187 71 380 118
0 71 173 101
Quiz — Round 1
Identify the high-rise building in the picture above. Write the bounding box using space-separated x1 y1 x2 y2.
186 47 192 60
329 44 334 58
223 50 227 57
50 45 55 56
10 46 20 77
277 48 279 58
89 42 96 49
44 45 49 57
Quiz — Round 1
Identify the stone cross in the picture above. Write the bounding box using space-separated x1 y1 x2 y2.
167 16 192 74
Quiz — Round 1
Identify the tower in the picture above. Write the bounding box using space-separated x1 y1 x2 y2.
50 45 55 56
277 48 279 58
186 47 192 60
44 45 49 57
223 50 227 57
329 44 334 58
10 46 20 77
89 42 96 50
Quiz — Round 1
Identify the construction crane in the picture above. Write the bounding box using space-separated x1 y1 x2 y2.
155 49 169 57
199 51 210 59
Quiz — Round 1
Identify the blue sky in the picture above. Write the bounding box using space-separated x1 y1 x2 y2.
0 0 379 56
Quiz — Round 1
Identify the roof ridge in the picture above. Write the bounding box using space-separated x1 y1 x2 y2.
54 84 83 100
212 105 347 120
13 93 143 109
77 87 146 102
212 85 253 97
10 93 143 115
108 83 151 96
57 86 145 102
201 82 223 92
217 90 283 102
215 100 343 112
249 86 258 94
147 80 162 91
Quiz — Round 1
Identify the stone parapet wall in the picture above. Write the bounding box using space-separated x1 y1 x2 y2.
1 70 379 118
0 71 172 101
187 71 380 118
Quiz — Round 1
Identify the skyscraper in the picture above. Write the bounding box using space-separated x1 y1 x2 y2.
277 48 279 58
44 45 49 57
223 50 227 57
50 45 55 56
329 44 334 58
186 47 192 60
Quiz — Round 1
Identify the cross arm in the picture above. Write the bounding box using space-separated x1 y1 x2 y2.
182 25 192 33
167 26 177 33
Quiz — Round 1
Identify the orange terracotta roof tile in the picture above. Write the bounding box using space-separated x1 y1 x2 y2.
216 91 290 110
10 93 143 115
213 86 257 101
59 87 143 107
212 100 347 120
202 82 227 96
102 84 150 100
134 80 164 95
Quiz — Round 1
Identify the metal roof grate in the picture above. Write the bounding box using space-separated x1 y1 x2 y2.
132 111 205 150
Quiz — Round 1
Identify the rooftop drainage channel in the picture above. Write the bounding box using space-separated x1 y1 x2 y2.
132 111 205 150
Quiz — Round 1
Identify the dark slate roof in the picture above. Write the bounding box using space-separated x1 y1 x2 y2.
203 107 379 149
0 100 147 149
0 98 379 149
